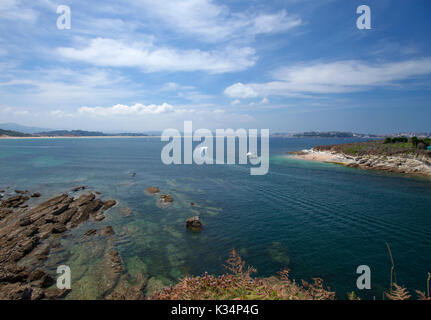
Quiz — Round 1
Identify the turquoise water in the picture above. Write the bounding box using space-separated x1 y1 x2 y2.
1 137 431 299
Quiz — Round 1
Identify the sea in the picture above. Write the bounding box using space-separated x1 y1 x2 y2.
0 137 430 299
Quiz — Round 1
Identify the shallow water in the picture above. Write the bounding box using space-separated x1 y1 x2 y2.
1 137 430 299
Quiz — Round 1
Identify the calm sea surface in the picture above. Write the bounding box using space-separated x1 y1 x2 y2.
1 137 430 299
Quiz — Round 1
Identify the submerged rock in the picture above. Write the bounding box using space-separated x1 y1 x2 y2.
146 186 160 194
1 195 29 208
84 229 97 236
0 190 118 300
186 216 202 231
102 199 117 210
159 194 173 203
101 226 115 236
105 273 146 300
15 190 29 195
120 207 132 217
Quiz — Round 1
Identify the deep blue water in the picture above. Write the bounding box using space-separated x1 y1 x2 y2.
1 137 430 299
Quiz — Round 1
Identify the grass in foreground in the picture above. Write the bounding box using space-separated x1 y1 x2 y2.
150 249 335 300
150 249 431 300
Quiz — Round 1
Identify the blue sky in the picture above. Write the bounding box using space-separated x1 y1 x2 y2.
0 0 430 133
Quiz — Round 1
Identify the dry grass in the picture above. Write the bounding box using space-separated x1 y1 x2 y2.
150 249 335 300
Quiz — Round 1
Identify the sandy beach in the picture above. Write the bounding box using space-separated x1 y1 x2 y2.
289 149 348 163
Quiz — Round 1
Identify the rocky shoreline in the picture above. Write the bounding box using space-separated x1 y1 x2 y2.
289 149 431 177
0 188 151 300
0 186 205 300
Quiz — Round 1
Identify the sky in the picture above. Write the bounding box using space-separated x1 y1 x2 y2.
0 0 430 134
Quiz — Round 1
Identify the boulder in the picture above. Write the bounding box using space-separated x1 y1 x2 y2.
102 199 117 210
51 224 67 234
31 192 41 198
159 194 173 203
186 216 202 231
146 186 160 194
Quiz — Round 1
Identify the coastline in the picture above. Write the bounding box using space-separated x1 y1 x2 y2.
289 149 431 177
0 135 162 140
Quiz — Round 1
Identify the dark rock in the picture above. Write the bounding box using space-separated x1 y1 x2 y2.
51 224 67 234
0 264 29 283
102 199 117 210
108 250 123 273
30 287 45 300
84 229 97 236
34 273 55 288
28 269 47 282
15 190 29 195
19 216 32 227
0 283 32 300
1 195 29 208
159 194 173 203
0 190 119 300
71 186 86 192
101 226 115 236
44 288 70 300
146 186 160 194
31 192 41 198
186 216 202 231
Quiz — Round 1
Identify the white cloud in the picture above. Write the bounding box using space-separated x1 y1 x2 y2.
225 58 431 97
136 0 301 42
77 103 186 117
161 82 195 92
0 0 37 22
230 99 241 106
57 38 257 74
224 82 259 98
0 67 138 108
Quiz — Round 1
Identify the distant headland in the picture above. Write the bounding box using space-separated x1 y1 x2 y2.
289 137 431 177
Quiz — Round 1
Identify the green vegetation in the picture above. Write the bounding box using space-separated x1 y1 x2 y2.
315 138 431 157
0 128 32 137
384 136 408 144
36 130 106 137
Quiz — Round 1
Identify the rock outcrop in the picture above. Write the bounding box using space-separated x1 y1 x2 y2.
290 149 431 177
186 216 202 232
146 186 160 194
0 191 118 300
159 194 173 203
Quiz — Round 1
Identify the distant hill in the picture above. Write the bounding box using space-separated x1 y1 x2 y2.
0 128 32 137
0 123 51 134
35 130 107 137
